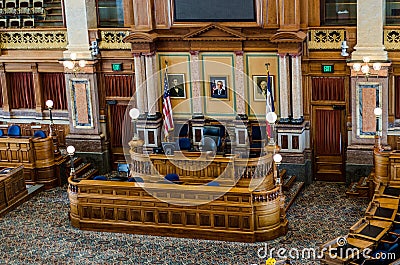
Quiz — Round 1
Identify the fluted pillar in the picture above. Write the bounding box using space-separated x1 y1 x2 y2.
63 0 95 59
134 54 148 115
144 52 159 116
291 54 303 122
189 51 203 117
278 54 290 122
351 0 387 61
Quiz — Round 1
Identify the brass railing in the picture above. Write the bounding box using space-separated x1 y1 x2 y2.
0 29 67 49
308 29 345 50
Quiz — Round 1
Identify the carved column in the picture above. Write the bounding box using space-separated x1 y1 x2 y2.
134 53 148 115
144 52 159 116
351 0 387 61
32 64 42 114
189 50 203 118
0 64 9 113
291 54 303 123
278 54 290 122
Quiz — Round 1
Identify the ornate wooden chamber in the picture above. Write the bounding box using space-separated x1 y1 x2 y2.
0 136 61 189
68 150 287 242
0 165 27 214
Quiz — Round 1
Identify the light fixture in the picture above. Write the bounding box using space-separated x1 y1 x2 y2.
374 107 382 150
46 99 54 134
266 112 278 146
62 52 87 74
67 145 76 179
341 40 349 57
352 56 381 80
129 108 140 140
273 153 283 193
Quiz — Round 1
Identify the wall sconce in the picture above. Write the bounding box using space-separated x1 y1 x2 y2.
62 52 87 74
374 107 382 150
341 40 349 57
67 145 76 179
266 111 278 146
129 108 140 140
352 56 381 80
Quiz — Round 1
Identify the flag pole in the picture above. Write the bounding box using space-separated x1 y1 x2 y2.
164 61 169 142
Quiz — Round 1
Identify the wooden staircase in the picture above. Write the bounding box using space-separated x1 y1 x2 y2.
65 156 98 182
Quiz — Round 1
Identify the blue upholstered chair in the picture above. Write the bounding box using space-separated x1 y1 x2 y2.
165 173 179 182
33 130 46 138
200 137 217 153
128 176 144 183
202 125 225 154
8 125 21 136
93 175 107 181
206 181 220 186
178 138 191 150
0 130 4 137
117 163 130 178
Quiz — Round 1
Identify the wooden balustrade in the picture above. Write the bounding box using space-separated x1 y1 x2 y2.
67 150 285 242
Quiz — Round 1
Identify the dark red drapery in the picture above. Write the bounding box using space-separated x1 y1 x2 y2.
104 74 135 98
8 72 35 109
110 104 129 148
315 109 341 155
312 77 345 101
41 73 67 110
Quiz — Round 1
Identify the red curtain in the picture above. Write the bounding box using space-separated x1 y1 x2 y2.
396 76 400 119
41 73 67 110
109 104 129 148
8 72 35 109
312 77 345 101
104 74 135 97
315 109 341 155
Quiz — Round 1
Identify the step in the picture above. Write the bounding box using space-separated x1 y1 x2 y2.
284 181 304 211
283 175 296 191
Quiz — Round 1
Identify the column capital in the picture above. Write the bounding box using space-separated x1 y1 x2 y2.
278 53 287 58
289 53 300 58
189 50 200 56
234 51 244 56
142 51 156 57
133 53 141 57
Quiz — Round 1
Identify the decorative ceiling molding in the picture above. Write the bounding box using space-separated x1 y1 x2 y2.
123 32 158 43
182 23 246 41
270 31 307 43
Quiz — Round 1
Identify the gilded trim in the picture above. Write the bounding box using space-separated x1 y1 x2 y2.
308 29 345 50
385 29 400 50
0 30 67 49
99 30 131 49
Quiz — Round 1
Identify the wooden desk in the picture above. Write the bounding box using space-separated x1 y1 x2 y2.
365 197 398 221
0 165 27 214
0 136 61 189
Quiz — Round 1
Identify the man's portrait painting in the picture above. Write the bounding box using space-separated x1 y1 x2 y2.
167 74 186 98
253 75 275 101
210 76 228 99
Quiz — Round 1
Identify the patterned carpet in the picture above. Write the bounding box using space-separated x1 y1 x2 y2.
0 182 368 265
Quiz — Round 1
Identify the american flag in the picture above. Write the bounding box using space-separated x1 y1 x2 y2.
162 68 174 138
266 70 275 138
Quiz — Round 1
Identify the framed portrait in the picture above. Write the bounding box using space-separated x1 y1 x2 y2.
210 76 228 99
253 75 275 101
167 73 186 98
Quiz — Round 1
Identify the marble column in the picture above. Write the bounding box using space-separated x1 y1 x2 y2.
189 51 203 117
134 54 148 115
351 0 387 61
63 0 96 59
278 54 290 122
234 51 246 117
291 54 303 122
144 53 159 116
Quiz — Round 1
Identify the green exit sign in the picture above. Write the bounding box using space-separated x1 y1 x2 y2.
322 64 334 73
112 63 123 71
